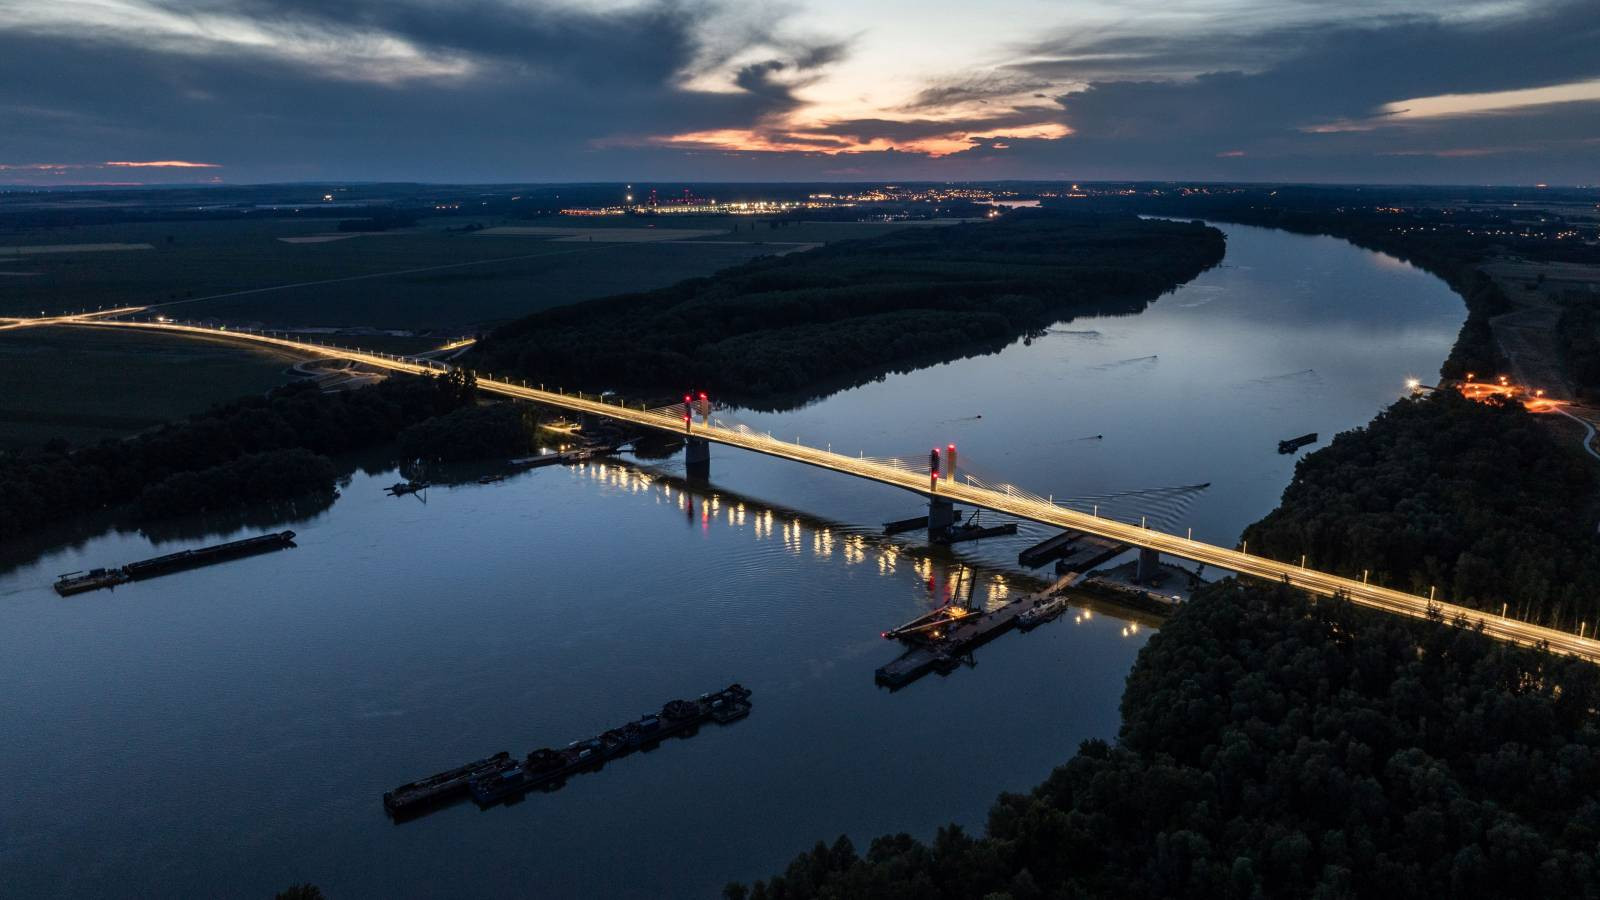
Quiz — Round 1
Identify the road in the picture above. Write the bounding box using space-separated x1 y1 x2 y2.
63 315 1600 664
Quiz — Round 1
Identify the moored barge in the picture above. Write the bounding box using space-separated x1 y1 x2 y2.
385 684 752 818
382 751 517 816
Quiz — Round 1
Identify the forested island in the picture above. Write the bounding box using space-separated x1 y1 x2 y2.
470 211 1225 407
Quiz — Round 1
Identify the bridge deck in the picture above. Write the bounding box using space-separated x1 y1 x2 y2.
74 317 1600 664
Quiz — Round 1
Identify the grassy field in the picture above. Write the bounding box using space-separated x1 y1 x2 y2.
0 326 299 449
0 217 925 329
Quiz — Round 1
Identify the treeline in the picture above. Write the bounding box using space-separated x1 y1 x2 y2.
397 402 536 462
0 370 476 538
471 211 1224 406
735 580 1600 899
1243 390 1600 627
135 448 336 520
1559 298 1600 401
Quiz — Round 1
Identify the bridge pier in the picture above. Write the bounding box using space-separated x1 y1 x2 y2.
927 497 955 539
685 437 710 480
1136 547 1161 585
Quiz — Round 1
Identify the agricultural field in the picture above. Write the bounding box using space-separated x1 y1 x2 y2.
0 211 947 446
0 326 298 449
0 216 923 330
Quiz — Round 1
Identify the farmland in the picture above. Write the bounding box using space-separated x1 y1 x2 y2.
0 326 297 449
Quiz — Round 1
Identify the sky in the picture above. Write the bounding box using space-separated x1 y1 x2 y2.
0 0 1596 185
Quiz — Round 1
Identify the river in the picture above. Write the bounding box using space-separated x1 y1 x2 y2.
0 223 1465 898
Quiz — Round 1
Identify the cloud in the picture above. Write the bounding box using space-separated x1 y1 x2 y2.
0 0 850 182
0 0 1595 183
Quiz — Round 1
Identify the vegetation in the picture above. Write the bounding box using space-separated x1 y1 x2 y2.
1244 390 1600 628
471 211 1225 407
397 401 536 462
134 448 337 520
735 580 1600 899
0 370 476 537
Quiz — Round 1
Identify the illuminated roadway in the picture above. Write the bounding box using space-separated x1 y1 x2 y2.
53 315 1600 664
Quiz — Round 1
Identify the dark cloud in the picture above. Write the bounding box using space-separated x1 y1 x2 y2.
1019 0 1600 180
0 0 845 181
898 74 1051 111
800 110 1055 145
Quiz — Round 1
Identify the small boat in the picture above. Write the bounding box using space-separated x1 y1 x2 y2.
386 480 430 496
1019 595 1072 630
1278 433 1318 454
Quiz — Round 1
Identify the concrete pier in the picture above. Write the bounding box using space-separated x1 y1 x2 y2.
927 498 956 538
685 437 710 480
1136 546 1161 584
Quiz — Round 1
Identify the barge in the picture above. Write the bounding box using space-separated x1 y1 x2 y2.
122 531 297 580
382 751 517 816
53 531 297 595
384 684 752 819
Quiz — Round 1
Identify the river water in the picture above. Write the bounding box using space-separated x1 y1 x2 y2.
0 223 1464 898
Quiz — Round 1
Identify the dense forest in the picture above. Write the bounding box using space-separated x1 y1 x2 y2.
397 401 536 462
734 580 1600 899
0 370 476 538
1243 390 1600 628
134 448 337 520
470 211 1225 407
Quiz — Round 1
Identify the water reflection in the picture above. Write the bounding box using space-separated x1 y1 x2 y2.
564 456 1164 629
565 457 1036 619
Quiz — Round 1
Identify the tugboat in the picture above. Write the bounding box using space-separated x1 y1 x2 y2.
53 568 131 596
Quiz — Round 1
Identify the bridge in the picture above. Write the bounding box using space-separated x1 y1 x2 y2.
31 313 1600 664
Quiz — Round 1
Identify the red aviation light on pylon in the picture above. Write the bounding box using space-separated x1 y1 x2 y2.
683 393 692 425
946 443 956 479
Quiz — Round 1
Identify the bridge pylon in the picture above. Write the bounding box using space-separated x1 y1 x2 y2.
928 497 956 539
1136 546 1161 584
685 437 710 480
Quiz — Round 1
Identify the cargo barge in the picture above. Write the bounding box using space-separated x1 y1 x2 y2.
384 684 752 819
53 531 297 596
123 531 297 580
381 752 517 816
